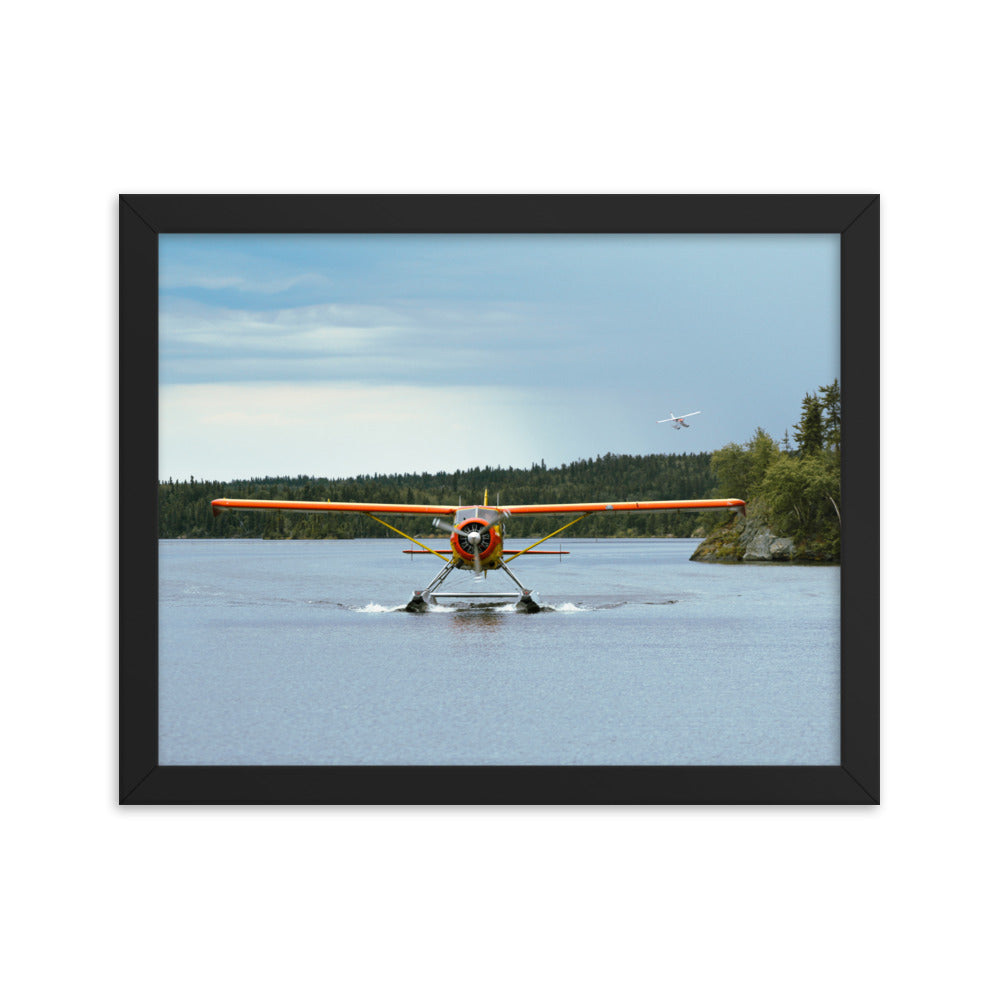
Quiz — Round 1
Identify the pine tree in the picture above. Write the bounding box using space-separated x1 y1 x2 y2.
793 393 825 455
819 379 841 452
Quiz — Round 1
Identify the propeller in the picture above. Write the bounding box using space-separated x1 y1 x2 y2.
468 532 483 577
433 516 501 578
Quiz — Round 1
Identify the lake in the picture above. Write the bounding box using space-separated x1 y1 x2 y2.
158 538 840 766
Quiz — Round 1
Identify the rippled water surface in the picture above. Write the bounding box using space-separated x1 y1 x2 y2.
159 538 840 765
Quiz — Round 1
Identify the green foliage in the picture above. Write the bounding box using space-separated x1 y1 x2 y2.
710 427 780 499
704 384 842 560
793 393 825 454
819 379 841 452
158 452 719 540
759 451 841 538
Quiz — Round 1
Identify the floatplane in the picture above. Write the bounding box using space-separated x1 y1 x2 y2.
211 491 745 612
657 411 701 429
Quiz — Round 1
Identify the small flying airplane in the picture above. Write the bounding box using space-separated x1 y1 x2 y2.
657 411 701 429
211 491 745 612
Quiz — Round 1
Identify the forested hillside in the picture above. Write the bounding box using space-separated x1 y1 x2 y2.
159 452 718 540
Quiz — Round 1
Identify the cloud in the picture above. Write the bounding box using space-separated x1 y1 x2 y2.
156 233 841 479
158 295 560 388
159 260 332 295
161 298 407 351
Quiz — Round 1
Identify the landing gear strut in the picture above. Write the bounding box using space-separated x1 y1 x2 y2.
404 558 541 613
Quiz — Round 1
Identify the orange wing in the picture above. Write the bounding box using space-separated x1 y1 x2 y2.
211 499 457 517
212 498 745 517
503 499 746 515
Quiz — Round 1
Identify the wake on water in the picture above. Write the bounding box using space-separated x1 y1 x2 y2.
351 600 590 614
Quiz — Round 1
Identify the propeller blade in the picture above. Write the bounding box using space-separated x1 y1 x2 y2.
432 515 494 576
465 529 484 575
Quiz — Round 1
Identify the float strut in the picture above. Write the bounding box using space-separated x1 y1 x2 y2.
497 559 541 613
404 560 457 612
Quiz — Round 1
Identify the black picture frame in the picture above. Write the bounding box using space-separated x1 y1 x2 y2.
120 194 879 805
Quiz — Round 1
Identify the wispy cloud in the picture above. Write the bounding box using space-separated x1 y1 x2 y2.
159 266 331 295
159 295 559 387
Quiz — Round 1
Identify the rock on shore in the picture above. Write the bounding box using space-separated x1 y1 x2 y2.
689 507 795 563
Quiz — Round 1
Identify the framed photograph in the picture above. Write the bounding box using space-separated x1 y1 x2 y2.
120 194 878 804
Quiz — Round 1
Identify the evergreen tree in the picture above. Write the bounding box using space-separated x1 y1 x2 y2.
819 379 841 452
793 393 825 454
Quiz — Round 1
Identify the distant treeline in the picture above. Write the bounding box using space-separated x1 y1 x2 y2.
159 452 721 540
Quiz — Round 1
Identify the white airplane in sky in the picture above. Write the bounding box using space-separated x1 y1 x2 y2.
657 411 701 429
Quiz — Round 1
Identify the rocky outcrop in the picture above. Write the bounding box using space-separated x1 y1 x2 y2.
689 504 796 563
741 519 796 562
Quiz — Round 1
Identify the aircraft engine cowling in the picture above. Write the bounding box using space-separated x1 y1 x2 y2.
450 518 502 567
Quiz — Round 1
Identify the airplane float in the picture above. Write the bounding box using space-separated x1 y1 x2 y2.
657 411 701 429
211 491 746 612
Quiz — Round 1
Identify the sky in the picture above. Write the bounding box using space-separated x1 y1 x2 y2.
158 233 839 482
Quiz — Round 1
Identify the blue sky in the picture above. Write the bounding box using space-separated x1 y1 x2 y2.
159 233 839 482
